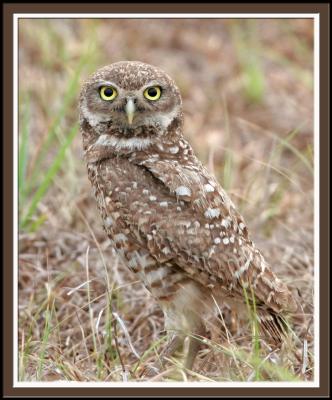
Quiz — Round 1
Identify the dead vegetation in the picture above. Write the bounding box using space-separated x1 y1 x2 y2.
18 18 314 382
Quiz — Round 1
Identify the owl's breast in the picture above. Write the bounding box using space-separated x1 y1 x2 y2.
88 157 157 247
90 156 171 226
87 157 191 299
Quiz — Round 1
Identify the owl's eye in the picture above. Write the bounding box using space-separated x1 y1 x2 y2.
99 86 118 101
144 86 162 101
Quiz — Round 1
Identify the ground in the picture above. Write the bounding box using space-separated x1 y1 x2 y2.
18 18 314 382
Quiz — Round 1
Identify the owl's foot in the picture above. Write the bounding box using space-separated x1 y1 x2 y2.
139 364 161 378
139 333 184 379
184 323 206 371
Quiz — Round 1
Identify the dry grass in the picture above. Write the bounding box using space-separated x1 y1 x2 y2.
18 18 314 382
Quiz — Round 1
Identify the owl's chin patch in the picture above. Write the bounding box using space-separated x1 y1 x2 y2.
110 125 145 136
85 116 158 139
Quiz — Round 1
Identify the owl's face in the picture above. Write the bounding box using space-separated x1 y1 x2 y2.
80 61 183 140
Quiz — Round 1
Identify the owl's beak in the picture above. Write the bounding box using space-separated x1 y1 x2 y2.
125 98 136 125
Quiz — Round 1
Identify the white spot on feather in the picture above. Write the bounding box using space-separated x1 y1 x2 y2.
208 246 216 257
261 258 267 273
162 246 171 255
204 208 220 219
114 233 128 243
234 253 253 279
267 291 274 303
169 146 179 154
204 183 215 193
175 186 191 196
221 218 231 229
105 217 113 227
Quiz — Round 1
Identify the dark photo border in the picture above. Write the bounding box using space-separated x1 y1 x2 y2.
3 3 329 397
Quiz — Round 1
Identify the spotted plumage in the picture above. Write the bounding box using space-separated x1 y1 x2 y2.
80 61 298 374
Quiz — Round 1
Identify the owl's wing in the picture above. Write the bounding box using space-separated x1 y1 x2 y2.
131 155 297 315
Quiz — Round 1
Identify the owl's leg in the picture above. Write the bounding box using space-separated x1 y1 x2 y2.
157 332 185 367
184 323 206 371
141 332 185 377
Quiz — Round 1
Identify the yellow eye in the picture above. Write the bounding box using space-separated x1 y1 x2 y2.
144 86 162 101
99 86 117 101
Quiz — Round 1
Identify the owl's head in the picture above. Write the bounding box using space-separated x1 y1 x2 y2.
80 61 183 154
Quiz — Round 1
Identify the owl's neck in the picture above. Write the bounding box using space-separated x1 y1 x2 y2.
82 116 186 163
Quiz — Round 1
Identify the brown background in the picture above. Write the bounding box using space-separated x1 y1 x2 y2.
4 3 329 397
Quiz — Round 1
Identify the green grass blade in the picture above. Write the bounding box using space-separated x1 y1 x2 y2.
231 20 265 104
222 96 234 191
244 61 265 103
281 135 313 175
28 214 48 233
28 54 88 187
37 301 53 380
20 123 78 229
270 127 314 175
18 97 30 204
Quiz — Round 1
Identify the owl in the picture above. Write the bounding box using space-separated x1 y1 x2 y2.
79 61 299 376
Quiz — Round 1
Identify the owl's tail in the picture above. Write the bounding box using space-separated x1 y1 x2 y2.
256 301 306 345
256 309 289 343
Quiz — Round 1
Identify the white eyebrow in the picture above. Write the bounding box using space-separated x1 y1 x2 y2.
93 80 119 89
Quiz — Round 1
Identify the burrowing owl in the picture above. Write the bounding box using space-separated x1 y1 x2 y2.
79 61 298 375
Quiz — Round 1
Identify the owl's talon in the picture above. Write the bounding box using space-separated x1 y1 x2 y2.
139 364 161 378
